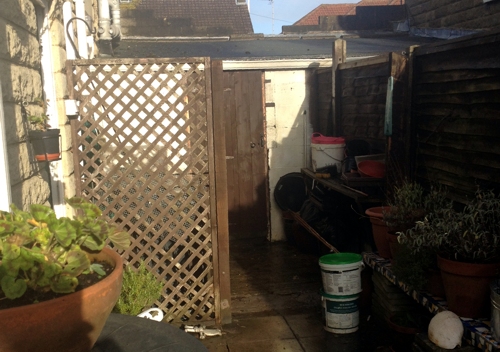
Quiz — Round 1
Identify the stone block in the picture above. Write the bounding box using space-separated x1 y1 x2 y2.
1 0 37 35
3 64 43 103
1 102 25 145
5 24 41 67
50 20 66 48
50 45 68 74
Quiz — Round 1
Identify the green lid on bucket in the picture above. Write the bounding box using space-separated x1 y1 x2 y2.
319 252 362 266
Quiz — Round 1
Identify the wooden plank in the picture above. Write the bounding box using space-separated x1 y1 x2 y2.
416 69 500 84
415 47 500 72
339 54 390 70
413 28 500 57
224 72 238 227
210 60 231 325
248 71 268 233
235 72 254 227
290 212 339 253
67 60 82 196
340 63 388 78
333 39 346 136
413 77 500 95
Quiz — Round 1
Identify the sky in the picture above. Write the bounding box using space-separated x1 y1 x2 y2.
249 0 359 35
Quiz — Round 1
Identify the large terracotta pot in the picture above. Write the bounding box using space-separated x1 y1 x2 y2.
0 247 123 352
424 268 446 299
365 206 391 259
438 255 500 318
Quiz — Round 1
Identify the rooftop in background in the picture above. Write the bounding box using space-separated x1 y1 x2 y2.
120 0 253 37
114 33 441 62
295 0 406 26
294 4 357 26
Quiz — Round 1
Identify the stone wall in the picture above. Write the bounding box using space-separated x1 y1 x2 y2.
0 0 71 211
406 0 500 30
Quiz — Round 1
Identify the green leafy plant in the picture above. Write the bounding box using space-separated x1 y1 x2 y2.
113 261 163 316
384 182 451 232
399 189 500 264
392 244 435 290
26 98 51 131
0 197 130 300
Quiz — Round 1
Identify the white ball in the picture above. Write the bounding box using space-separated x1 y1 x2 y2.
428 311 464 349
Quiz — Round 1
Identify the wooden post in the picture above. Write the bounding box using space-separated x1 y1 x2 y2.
210 60 232 325
332 39 346 136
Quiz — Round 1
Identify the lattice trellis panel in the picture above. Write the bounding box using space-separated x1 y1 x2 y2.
68 58 217 323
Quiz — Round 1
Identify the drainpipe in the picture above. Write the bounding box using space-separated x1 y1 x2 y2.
98 0 112 56
74 0 89 58
109 0 121 41
0 81 12 211
63 1 76 59
38 2 66 217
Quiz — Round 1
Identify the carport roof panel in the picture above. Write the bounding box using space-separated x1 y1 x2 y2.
114 35 442 61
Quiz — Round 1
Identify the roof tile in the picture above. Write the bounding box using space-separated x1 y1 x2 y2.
136 0 253 34
295 0 405 25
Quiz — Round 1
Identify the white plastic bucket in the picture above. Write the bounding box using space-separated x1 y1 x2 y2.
321 290 360 334
319 253 363 295
311 142 345 172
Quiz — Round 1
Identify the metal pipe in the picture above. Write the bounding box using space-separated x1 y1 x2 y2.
74 0 88 58
98 0 112 41
0 81 12 211
63 1 76 59
109 0 121 39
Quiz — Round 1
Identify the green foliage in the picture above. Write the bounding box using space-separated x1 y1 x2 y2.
0 197 130 299
113 261 163 316
392 244 435 291
399 189 500 264
385 182 451 232
26 98 51 131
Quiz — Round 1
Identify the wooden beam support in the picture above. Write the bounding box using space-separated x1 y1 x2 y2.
332 39 346 136
210 60 232 325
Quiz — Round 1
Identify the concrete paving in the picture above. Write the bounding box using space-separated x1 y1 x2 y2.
199 236 396 352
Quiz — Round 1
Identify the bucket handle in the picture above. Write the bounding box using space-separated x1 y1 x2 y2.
312 132 324 138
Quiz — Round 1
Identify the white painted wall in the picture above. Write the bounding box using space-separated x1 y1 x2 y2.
265 70 313 241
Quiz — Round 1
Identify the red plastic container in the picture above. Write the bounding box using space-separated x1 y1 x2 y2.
357 160 386 178
311 133 345 145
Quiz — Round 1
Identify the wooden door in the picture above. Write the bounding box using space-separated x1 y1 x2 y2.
223 71 268 237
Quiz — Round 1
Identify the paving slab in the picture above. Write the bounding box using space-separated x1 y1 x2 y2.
227 338 304 352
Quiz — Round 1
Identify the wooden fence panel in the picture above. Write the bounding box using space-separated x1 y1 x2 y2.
68 58 222 324
412 32 500 198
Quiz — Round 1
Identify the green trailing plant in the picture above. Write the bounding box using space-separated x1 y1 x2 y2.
113 261 163 316
399 189 500 264
26 98 51 131
0 197 130 300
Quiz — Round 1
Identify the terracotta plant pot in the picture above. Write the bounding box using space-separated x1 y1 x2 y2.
0 247 123 352
365 206 391 259
438 255 500 318
424 268 446 299
28 129 61 162
387 231 401 264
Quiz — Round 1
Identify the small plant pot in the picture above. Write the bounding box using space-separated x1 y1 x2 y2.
28 129 61 162
365 206 391 259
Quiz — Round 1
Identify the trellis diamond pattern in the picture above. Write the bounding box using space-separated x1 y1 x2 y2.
70 59 215 323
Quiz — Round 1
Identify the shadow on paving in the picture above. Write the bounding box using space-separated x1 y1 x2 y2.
199 236 400 352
